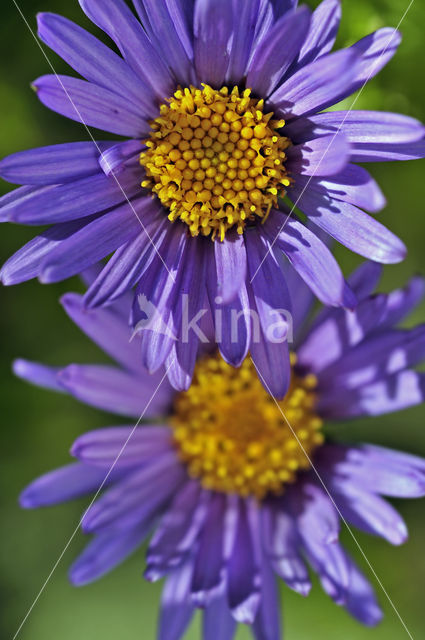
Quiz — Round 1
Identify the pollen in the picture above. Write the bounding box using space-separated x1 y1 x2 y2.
170 354 324 500
140 85 292 241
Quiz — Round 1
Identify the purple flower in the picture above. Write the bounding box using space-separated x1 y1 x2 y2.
17 262 425 637
2 0 425 396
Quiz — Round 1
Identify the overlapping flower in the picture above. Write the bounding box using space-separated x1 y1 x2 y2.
1 0 425 396
16 262 425 638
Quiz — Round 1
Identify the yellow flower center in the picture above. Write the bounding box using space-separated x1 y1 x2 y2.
140 85 291 241
171 354 324 500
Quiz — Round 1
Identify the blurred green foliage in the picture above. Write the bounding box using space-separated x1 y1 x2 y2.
1 1 425 639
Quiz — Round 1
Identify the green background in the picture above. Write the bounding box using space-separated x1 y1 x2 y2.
1 0 425 638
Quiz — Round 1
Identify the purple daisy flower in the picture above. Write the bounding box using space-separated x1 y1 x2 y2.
2 0 425 397
17 261 425 637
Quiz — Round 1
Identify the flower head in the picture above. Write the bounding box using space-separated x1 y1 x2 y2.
17 262 425 637
2 0 425 396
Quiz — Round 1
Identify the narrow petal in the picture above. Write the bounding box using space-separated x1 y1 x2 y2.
13 359 63 393
214 233 247 304
343 553 383 626
264 211 356 309
203 591 236 640
252 559 282 640
158 562 195 640
60 292 146 375
82 454 183 533
284 111 425 146
39 199 145 283
58 364 171 418
347 261 382 300
350 138 425 163
296 0 341 67
99 140 144 176
227 501 261 624
380 276 425 328
286 133 350 177
71 427 173 469
319 370 425 419
293 482 340 545
37 13 155 115
226 0 262 84
133 0 194 86
289 180 406 264
0 141 112 186
191 494 227 606
20 463 107 508
332 484 408 545
215 282 252 368
316 164 386 213
194 0 233 87
0 217 92 286
246 7 311 97
79 0 175 101
69 525 149 585
270 49 358 120
146 483 209 581
33 74 149 137
6 168 141 225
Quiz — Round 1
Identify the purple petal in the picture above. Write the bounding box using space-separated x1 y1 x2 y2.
6 167 141 225
380 276 425 328
20 463 107 508
146 483 208 581
347 261 382 300
79 0 175 101
342 553 383 626
99 140 144 176
316 164 386 213
298 294 388 373
318 370 425 419
261 504 311 596
289 179 407 264
0 141 113 186
133 0 194 86
33 74 148 137
69 525 149 585
39 199 146 283
214 232 247 304
191 494 227 606
284 111 425 146
270 49 358 120
293 482 340 545
227 501 261 624
350 137 425 163
296 0 341 67
61 292 146 374
58 364 170 418
225 0 262 84
1 220 95 286
158 562 195 640
286 133 350 177
252 558 282 640
203 591 236 640
82 453 183 533
246 7 311 97
264 211 356 309
215 282 252 368
332 484 408 545
194 0 233 87
71 426 173 469
342 28 401 100
84 204 167 308
13 359 64 393
303 539 350 605
37 13 155 116
0 185 40 222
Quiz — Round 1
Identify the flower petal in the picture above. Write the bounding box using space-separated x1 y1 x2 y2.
194 0 233 87
79 0 175 100
296 0 341 67
286 133 350 177
214 232 247 304
246 6 311 97
158 562 195 640
33 74 148 137
288 179 406 264
37 12 154 114
270 49 358 120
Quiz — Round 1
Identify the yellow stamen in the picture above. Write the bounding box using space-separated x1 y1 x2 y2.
140 85 292 240
170 354 324 500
